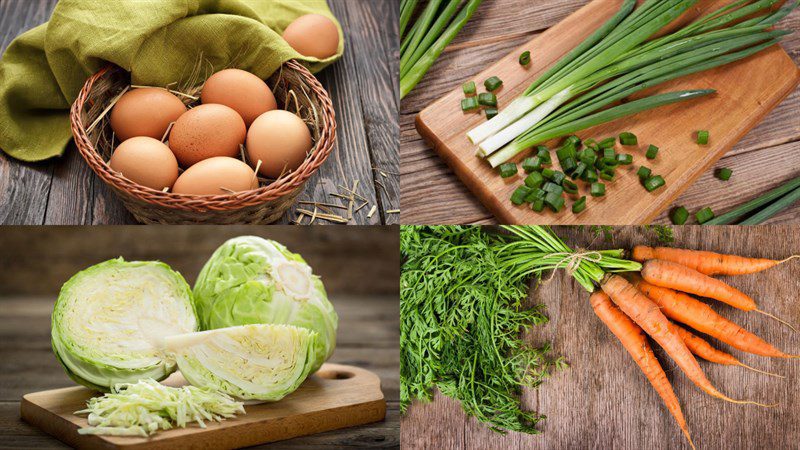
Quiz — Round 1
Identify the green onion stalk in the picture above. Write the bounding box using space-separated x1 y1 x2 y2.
400 0 483 99
467 0 799 167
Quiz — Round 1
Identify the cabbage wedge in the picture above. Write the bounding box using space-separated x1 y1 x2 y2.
51 258 197 391
193 236 337 372
164 324 318 401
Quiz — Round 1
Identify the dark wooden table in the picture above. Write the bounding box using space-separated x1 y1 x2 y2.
400 0 800 225
0 294 399 448
401 225 800 449
0 0 399 225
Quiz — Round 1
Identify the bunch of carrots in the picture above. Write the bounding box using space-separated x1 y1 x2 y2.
590 246 799 449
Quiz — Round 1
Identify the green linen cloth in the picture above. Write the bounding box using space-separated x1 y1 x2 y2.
0 0 343 162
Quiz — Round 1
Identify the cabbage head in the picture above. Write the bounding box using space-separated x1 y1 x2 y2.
193 236 337 372
164 324 317 401
51 258 197 391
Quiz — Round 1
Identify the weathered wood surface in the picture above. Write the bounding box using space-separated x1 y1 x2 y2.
0 294 399 448
400 0 800 225
0 0 399 225
401 225 800 449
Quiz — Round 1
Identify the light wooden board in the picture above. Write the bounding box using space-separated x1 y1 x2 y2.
20 363 386 450
414 0 800 225
401 225 800 449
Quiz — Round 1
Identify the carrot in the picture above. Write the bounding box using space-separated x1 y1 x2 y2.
601 274 772 406
673 323 784 378
630 275 798 359
589 291 694 449
640 259 796 331
632 245 798 276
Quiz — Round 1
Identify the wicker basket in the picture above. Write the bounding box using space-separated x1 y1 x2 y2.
70 61 336 224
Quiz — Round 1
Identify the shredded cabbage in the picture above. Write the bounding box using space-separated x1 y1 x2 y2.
75 379 245 437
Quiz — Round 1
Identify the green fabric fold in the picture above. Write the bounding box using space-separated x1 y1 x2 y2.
0 0 343 162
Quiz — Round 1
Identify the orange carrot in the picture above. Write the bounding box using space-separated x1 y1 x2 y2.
590 291 694 449
640 259 796 331
632 246 798 276
630 276 798 359
673 323 784 378
601 274 771 406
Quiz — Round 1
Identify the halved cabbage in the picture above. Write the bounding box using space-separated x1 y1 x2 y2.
193 236 337 372
51 258 197 391
164 324 318 401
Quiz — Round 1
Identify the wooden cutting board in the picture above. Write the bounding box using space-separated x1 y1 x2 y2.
20 363 386 450
415 0 800 225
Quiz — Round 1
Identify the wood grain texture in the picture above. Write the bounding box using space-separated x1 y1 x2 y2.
0 293 399 449
0 0 399 225
401 0 800 225
401 225 800 449
21 364 386 450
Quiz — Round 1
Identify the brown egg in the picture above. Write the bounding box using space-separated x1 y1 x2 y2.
172 157 259 195
246 110 312 179
169 104 246 167
108 137 179 190
201 69 277 127
110 88 186 142
282 14 340 59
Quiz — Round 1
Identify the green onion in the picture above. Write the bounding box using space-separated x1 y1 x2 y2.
536 146 552 164
572 162 587 180
543 182 564 196
511 186 532 205
739 185 800 225
498 162 517 178
524 187 545 203
541 168 555 179
461 97 479 111
584 168 598 183
519 50 531 66
551 171 566 185
545 192 565 212
704 175 800 224
695 206 715 224
484 76 503 92
532 198 545 212
561 157 577 174
645 144 659 159
599 170 616 182
616 153 633 164
522 157 541 173
485 108 499 120
590 182 605 197
599 137 616 149
670 206 689 225
715 167 732 181
563 179 579 194
696 130 709 145
637 166 651 180
572 196 587 213
524 172 544 188
644 175 665 192
462 81 476 95
619 132 638 146
478 92 497 107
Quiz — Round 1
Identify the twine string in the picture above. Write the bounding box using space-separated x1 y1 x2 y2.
543 248 604 283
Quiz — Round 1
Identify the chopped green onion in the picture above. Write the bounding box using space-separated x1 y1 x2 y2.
637 166 651 180
522 157 541 173
511 186 532 205
536 146 550 158
541 168 555 179
602 148 615 160
645 144 659 159
564 135 581 147
572 196 587 213
670 206 689 225
461 97 479 111
616 153 633 165
598 137 616 149
562 179 579 194
599 170 616 182
619 132 638 146
532 198 545 212
696 130 709 145
590 182 605 197
485 108 499 120
484 76 503 92
695 206 715 224
524 187 545 203
561 157 577 174
543 182 564 196
715 167 732 181
524 172 544 188
551 171 566 185
545 191 565 212
478 92 497 107
519 50 531 66
572 162 587 180
462 81 476 95
584 168 598 183
498 162 517 178
644 175 665 192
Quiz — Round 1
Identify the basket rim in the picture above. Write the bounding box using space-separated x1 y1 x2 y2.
70 61 337 213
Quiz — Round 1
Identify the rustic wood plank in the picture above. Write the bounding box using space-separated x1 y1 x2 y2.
401 225 800 449
400 1 800 225
0 0 397 225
